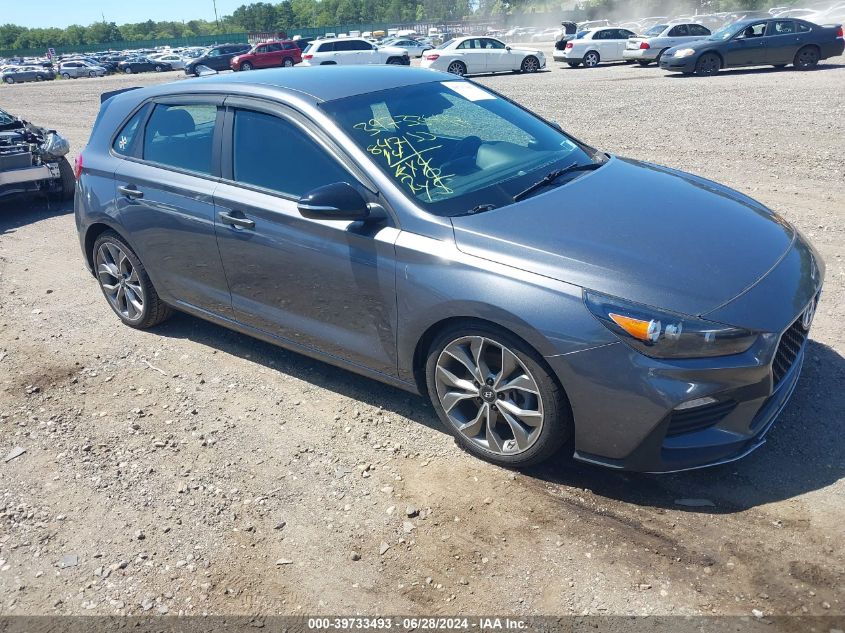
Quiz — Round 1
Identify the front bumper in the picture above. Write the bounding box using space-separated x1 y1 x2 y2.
547 293 819 473
659 54 697 73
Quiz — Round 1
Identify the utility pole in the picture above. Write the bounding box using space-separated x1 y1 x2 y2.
213 0 221 30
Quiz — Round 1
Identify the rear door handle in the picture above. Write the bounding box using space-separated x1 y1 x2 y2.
117 185 143 199
218 211 255 230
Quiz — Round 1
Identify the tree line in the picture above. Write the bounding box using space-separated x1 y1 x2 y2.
1 0 793 52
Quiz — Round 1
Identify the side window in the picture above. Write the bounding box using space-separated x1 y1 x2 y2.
267 43 282 52
142 103 217 175
484 38 505 49
689 25 710 36
797 22 811 32
283 43 296 49
113 104 150 156
669 24 689 36
317 42 335 53
457 39 472 49
207 49 221 57
334 40 354 51
351 40 373 50
769 20 795 35
255 46 268 54
232 110 350 198
736 22 767 39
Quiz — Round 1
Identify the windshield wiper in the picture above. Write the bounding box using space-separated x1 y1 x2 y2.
513 161 602 203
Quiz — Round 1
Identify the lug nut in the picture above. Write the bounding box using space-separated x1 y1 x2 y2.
486 378 494 385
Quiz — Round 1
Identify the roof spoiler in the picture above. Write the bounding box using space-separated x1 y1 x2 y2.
100 87 141 104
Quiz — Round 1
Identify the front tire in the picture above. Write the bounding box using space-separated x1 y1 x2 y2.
154 64 163 72
425 322 570 468
520 55 540 73
637 60 652 67
794 45 820 70
694 53 721 76
124 67 132 74
583 51 600 67
93 231 172 329
4 77 13 84
241 61 253 71
446 60 467 76
386 57 405 65
57 156 75 201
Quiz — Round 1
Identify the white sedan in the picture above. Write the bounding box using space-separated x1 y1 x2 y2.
148 53 187 70
421 36 545 76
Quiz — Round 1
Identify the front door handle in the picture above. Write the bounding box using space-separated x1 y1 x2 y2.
118 185 143 199
218 211 255 230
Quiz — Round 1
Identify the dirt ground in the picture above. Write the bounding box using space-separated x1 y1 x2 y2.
1 52 844 618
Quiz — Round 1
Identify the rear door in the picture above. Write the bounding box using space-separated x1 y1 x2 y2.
456 38 488 72
265 42 285 67
111 97 233 317
213 98 399 374
765 20 801 64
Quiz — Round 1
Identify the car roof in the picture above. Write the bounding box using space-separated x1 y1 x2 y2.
129 66 454 104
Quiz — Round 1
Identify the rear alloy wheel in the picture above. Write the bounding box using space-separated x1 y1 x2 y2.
447 60 467 76
695 53 721 76
583 51 600 67
794 46 820 70
241 61 253 71
426 324 570 467
93 232 171 329
521 55 540 73
283 58 294 67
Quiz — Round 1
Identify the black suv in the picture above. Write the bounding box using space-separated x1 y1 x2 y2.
184 44 251 76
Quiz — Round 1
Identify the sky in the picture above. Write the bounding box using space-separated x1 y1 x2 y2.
3 0 248 28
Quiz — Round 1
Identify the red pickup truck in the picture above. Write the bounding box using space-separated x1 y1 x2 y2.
230 40 302 71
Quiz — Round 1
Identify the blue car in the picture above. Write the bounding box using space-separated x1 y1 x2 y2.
660 18 844 75
75 67 823 472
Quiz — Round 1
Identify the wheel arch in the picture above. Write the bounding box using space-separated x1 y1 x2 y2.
83 221 136 274
411 315 575 425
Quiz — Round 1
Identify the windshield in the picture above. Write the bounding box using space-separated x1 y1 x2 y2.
709 22 745 40
644 24 669 36
320 81 598 216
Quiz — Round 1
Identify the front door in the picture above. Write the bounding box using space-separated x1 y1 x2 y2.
481 37 511 71
213 101 399 375
725 22 768 66
111 98 233 317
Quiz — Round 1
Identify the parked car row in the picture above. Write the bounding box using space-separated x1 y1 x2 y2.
551 18 844 75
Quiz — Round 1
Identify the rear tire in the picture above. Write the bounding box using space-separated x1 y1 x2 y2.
154 65 163 72
92 231 172 329
124 67 132 74
637 60 652 66
694 53 721 76
282 57 294 67
793 45 820 70
386 56 405 65
57 156 75 201
425 321 571 468
447 60 467 76
583 51 600 67
61 72 70 79
567 61 581 68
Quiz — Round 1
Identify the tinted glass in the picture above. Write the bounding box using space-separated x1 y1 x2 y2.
688 24 710 36
143 104 216 174
644 24 668 36
321 81 596 216
797 22 811 32
316 42 335 52
350 40 372 50
735 22 767 38
482 38 505 49
669 24 689 36
769 21 795 35
113 105 149 155
232 110 349 198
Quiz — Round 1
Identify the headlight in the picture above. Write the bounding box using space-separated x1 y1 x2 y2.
673 48 696 58
584 291 758 359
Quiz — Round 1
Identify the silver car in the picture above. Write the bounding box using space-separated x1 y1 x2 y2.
2 65 55 83
58 60 107 79
624 23 712 65
385 38 429 57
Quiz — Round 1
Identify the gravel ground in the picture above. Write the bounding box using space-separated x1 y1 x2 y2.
1 52 844 617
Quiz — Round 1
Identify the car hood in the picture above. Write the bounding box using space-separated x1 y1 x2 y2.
666 38 723 54
450 157 796 318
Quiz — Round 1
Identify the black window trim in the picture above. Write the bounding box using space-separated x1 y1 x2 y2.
107 94 226 181
766 20 796 37
220 95 380 203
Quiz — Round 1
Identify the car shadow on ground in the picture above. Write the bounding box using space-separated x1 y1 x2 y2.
0 195 73 235
527 339 845 514
665 63 844 78
154 311 844 513
153 311 447 435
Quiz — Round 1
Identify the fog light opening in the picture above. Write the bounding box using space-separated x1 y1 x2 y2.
674 396 718 411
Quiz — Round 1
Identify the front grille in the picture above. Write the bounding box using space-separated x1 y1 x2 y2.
772 317 808 388
666 400 738 437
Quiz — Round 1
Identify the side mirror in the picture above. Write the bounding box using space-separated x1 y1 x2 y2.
506 46 512 51
196 65 218 76
549 120 563 131
297 182 370 221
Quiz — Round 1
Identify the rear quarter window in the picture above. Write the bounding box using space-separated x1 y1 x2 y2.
112 104 150 156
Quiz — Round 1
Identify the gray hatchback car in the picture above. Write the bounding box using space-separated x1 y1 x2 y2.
74 67 823 472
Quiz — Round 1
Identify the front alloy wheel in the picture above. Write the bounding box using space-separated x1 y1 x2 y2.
427 325 570 467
